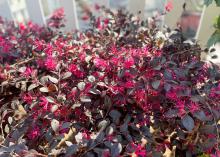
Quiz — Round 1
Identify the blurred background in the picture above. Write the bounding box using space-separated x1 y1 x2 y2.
0 0 220 46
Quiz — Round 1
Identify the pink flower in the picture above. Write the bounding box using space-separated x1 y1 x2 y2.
124 81 134 88
124 57 134 69
82 131 91 140
48 8 65 28
124 71 135 79
94 4 100 10
82 14 89 21
50 8 64 19
69 64 78 72
19 23 26 31
209 84 220 99
103 150 110 157
45 57 56 70
166 91 177 100
103 18 109 26
27 126 40 140
93 58 108 69
75 70 85 78
131 144 147 157
22 67 33 78
68 64 84 78
111 85 125 94
176 100 186 117
33 40 44 52
22 93 33 105
95 17 105 30
27 21 34 28
154 50 162 56
165 1 173 12
207 134 216 139
39 96 49 111
68 88 77 101
189 101 199 113
134 90 146 103
79 52 86 62
44 44 53 56
110 57 119 65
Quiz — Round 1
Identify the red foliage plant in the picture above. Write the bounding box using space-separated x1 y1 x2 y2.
0 7 219 157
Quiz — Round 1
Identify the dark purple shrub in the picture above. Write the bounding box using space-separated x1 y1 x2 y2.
0 7 219 157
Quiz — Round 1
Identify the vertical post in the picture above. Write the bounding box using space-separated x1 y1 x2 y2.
128 0 146 20
60 0 79 31
25 0 46 25
0 0 14 21
195 4 220 47
195 6 206 40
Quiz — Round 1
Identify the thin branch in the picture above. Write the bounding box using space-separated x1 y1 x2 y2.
10 57 35 67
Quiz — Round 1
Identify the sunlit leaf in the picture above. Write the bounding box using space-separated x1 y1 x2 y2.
48 76 58 84
28 83 39 91
51 119 60 132
39 87 49 92
62 72 72 79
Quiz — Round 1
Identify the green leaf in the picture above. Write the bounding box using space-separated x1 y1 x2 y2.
216 15 220 28
207 31 220 47
204 0 213 6
152 80 160 89
215 0 220 6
